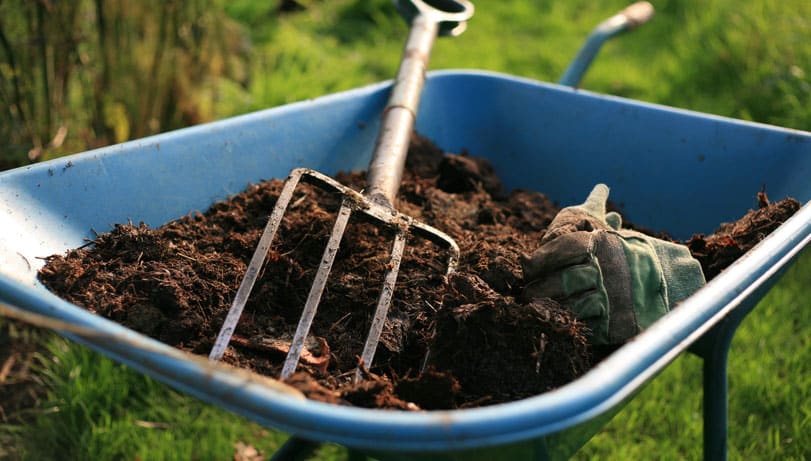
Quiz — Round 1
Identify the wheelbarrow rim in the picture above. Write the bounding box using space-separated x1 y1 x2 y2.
1 70 809 452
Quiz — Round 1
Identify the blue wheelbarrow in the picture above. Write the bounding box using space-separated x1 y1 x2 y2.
0 3 809 461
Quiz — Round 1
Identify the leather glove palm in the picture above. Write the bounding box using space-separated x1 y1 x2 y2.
522 184 706 345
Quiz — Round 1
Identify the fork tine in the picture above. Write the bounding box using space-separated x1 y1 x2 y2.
209 169 304 362
212 168 460 381
354 229 407 382
280 199 353 379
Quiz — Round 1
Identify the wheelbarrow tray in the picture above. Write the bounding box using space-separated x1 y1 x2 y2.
1 70 809 460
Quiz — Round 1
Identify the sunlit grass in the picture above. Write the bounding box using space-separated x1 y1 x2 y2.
5 339 287 460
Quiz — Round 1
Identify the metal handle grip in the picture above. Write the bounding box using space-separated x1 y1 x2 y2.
364 1 473 207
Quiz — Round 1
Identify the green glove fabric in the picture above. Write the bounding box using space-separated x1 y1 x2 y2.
521 184 706 345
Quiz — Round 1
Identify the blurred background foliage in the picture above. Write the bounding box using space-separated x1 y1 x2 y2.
0 0 249 168
1 0 809 171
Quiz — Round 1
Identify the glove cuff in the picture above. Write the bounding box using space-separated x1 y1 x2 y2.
617 230 706 330
592 231 637 344
648 238 706 308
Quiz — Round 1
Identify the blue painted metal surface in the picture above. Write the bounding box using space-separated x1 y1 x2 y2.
0 71 809 460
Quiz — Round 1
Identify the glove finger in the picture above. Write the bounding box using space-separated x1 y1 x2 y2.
579 183 610 219
524 275 565 300
523 263 602 301
569 291 612 345
606 211 622 230
541 210 613 243
570 290 611 345
540 220 580 244
522 231 593 280
568 289 609 320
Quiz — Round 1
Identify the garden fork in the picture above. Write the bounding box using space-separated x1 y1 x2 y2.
209 0 471 381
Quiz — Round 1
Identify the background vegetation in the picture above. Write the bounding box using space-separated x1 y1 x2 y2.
1 0 809 459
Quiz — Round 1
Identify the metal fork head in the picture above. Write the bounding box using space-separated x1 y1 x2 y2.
268 168 459 380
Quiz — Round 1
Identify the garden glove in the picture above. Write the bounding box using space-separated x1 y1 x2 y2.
521 184 706 345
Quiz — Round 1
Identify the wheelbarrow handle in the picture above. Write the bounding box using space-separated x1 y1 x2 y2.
559 1 654 88
394 0 474 37
618 1 656 29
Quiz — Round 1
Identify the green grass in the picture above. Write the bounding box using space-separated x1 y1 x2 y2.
2 0 810 459
7 339 284 460
2 335 349 460
212 0 811 129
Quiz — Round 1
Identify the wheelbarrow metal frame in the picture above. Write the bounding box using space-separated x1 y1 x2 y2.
0 71 809 460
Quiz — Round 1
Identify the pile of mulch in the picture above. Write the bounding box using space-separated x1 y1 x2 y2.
686 188 800 279
37 133 800 410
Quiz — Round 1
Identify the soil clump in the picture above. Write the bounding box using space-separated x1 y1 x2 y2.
38 134 799 410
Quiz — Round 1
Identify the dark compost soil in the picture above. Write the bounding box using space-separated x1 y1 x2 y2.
37 133 800 410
